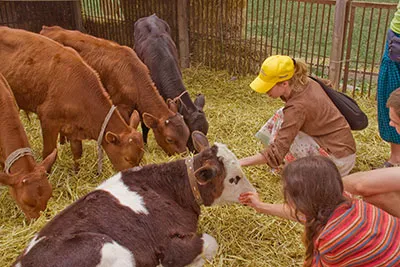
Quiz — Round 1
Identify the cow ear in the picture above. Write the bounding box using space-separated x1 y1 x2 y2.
41 148 57 173
0 172 16 186
105 132 120 145
167 100 178 113
129 110 141 129
192 131 209 152
142 113 159 129
194 94 205 111
194 165 217 185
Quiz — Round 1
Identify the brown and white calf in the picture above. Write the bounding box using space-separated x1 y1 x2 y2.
0 73 57 219
134 14 209 152
0 26 144 172
40 25 190 156
13 131 256 267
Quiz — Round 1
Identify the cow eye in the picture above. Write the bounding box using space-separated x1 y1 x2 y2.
166 138 174 144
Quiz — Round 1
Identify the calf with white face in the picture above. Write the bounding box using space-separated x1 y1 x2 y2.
13 131 256 267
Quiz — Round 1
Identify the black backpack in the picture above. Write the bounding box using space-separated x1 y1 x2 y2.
310 76 368 131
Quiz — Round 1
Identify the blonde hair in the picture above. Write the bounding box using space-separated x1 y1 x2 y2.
277 58 309 92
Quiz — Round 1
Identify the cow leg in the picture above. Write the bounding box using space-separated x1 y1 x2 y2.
70 140 83 173
161 233 218 267
141 121 150 144
40 121 59 160
59 133 67 144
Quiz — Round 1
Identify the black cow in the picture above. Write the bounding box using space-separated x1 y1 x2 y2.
134 14 209 152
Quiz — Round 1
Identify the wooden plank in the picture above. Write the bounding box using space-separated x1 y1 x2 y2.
177 0 190 68
72 1 84 31
328 0 347 90
290 0 335 6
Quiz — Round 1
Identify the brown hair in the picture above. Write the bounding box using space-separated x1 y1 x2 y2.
387 87 400 117
282 156 350 267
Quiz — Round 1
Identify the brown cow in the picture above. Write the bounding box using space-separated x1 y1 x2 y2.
40 25 190 155
0 73 57 219
12 131 256 266
0 26 144 172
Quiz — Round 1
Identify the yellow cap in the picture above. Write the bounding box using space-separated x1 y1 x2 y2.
250 55 295 93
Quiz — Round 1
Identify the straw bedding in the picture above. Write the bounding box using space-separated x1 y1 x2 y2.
0 65 384 266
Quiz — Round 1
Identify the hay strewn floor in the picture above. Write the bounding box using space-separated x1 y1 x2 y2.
0 66 386 266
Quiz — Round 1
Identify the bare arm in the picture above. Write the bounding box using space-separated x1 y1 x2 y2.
343 167 400 197
239 153 268 167
239 192 303 222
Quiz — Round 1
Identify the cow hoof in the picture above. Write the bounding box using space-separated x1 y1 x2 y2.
73 164 80 174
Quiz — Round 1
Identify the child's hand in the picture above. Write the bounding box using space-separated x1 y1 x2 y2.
239 192 263 210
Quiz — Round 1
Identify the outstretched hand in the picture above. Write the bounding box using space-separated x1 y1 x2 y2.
239 191 264 212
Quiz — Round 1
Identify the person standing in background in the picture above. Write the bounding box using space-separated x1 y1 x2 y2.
377 1 400 167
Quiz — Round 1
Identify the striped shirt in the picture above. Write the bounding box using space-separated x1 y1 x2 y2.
312 199 400 266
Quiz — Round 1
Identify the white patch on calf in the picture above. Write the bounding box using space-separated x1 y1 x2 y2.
212 143 256 205
185 234 218 267
97 172 149 215
96 241 135 267
14 262 21 267
24 234 45 255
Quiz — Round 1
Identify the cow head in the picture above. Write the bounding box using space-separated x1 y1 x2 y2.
0 149 57 220
134 14 171 45
180 94 209 152
191 131 256 206
143 101 190 155
104 110 144 171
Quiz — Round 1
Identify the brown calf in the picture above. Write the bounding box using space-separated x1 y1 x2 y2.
13 131 256 266
0 26 144 172
40 25 190 155
0 73 57 219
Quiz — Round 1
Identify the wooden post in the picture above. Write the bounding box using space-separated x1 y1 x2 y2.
329 0 348 90
177 0 190 68
72 0 84 32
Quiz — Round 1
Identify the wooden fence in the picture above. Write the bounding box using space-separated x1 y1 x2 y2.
0 0 398 97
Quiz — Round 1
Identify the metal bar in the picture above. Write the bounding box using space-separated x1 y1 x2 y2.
293 0 301 58
316 4 326 75
368 8 382 97
248 0 255 70
237 0 244 74
352 7 366 96
310 2 319 74
360 8 374 96
322 4 332 77
287 0 294 55
281 0 289 55
276 0 282 54
270 0 276 55
234 0 241 73
305 1 313 64
343 6 355 95
259 0 266 60
254 0 260 66
299 2 307 58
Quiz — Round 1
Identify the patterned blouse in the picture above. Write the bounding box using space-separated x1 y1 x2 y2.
312 199 400 266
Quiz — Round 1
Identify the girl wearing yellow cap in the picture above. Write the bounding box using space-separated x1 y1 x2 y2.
239 55 356 176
